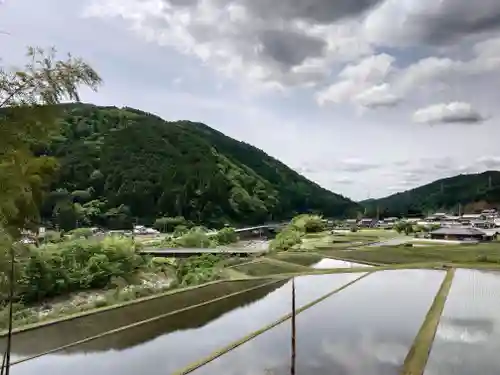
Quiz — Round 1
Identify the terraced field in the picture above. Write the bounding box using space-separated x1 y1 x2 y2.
4 230 500 375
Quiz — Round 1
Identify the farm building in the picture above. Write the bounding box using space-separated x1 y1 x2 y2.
430 227 498 242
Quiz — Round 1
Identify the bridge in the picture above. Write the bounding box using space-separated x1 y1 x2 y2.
232 222 287 240
140 222 288 257
138 247 269 257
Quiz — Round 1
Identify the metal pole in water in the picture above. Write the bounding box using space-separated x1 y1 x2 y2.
291 278 296 375
3 246 15 375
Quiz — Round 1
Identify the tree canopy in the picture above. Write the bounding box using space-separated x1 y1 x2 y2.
36 104 359 229
0 47 102 236
362 171 500 217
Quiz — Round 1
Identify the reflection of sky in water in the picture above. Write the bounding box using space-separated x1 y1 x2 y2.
425 269 500 375
10 272 362 375
311 258 371 269
191 269 444 375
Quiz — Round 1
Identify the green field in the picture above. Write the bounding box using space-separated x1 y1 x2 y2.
232 259 309 276
268 253 323 266
328 243 500 265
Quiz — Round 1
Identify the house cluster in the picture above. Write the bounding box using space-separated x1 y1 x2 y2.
415 209 500 242
345 209 500 242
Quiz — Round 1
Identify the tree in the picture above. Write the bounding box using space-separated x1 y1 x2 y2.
0 47 101 375
0 46 102 236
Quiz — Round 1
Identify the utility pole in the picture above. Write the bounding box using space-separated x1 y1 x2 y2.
2 246 15 375
489 175 493 189
290 278 296 375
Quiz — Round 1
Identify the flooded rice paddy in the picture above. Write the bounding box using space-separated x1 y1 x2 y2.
5 268 500 375
425 269 500 375
311 258 372 269
190 269 444 375
7 273 363 375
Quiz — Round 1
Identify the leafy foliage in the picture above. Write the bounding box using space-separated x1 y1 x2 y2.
362 171 500 217
269 214 328 251
290 214 325 233
269 228 303 251
175 254 223 286
153 216 190 233
0 47 101 236
175 227 215 248
35 104 358 230
16 237 145 304
214 227 238 245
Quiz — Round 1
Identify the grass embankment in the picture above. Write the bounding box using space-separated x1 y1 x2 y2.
232 259 309 277
268 252 324 266
401 269 455 375
328 242 500 266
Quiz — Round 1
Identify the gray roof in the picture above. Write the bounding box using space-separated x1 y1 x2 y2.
431 227 486 236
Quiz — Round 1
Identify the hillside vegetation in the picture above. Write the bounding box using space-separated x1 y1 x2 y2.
36 104 357 230
362 171 500 216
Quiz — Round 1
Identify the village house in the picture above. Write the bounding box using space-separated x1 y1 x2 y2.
430 227 498 242
357 218 377 228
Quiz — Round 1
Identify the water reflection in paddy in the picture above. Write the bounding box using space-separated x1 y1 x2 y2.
311 258 372 269
190 269 445 375
10 272 363 375
425 269 500 375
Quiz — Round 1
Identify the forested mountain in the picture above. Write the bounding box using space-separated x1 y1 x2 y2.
35 103 358 230
362 171 500 217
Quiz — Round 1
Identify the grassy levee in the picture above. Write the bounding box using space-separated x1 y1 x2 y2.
5 278 286 367
0 278 273 338
326 243 500 265
268 252 324 266
232 259 309 276
401 268 455 375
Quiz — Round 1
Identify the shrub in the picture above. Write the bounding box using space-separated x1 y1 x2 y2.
175 254 223 285
68 227 93 239
173 225 189 237
17 237 146 304
214 227 238 245
269 228 303 251
40 230 62 243
175 228 215 248
291 214 325 233
153 216 189 233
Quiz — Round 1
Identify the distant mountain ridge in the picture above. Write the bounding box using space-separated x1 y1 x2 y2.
361 171 500 217
38 103 358 230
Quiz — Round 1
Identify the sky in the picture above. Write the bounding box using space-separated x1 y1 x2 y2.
1 0 500 201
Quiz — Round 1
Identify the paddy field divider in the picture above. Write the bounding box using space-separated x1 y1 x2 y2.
172 271 373 375
7 277 285 367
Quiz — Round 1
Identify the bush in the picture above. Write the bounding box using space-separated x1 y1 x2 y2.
173 225 189 237
153 216 189 233
68 228 93 239
17 237 146 304
214 227 238 245
350 226 358 233
175 254 223 286
40 230 62 243
175 228 215 248
291 214 325 233
269 228 303 251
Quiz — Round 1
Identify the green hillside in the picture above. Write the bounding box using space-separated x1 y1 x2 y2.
36 103 357 230
362 171 500 217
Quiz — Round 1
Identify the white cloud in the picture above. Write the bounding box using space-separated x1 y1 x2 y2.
4 0 500 201
316 53 395 106
363 0 500 46
354 83 400 108
412 102 485 124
